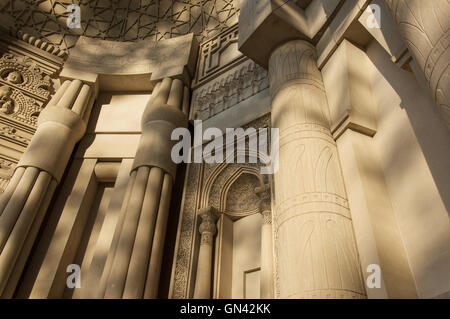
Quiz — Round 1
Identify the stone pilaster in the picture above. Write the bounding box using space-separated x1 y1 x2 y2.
269 40 366 299
385 0 450 128
102 78 189 299
255 183 274 299
193 206 220 299
0 78 96 297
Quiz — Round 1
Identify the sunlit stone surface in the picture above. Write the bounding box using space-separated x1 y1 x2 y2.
0 0 448 300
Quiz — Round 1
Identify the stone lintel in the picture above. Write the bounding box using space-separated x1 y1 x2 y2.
61 33 199 92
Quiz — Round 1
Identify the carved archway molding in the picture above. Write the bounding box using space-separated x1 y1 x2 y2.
170 113 271 299
200 147 269 210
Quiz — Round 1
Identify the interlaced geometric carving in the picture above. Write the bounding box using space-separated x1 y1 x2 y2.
0 0 240 54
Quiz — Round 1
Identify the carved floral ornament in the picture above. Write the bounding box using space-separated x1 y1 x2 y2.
0 54 52 126
0 54 51 99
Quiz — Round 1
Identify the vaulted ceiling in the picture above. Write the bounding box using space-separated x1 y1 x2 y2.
0 0 240 54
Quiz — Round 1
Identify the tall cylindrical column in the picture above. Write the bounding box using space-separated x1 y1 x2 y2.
0 79 95 296
103 78 189 299
269 40 366 299
255 184 274 299
193 207 220 299
385 0 450 127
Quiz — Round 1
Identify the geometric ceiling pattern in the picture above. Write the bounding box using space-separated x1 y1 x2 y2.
0 0 240 54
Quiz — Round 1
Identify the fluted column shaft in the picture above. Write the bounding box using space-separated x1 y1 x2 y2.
102 78 189 299
0 79 95 296
269 40 366 298
193 207 220 299
385 0 450 127
255 184 274 299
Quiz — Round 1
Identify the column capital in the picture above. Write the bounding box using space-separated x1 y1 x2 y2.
59 68 99 99
268 40 323 99
198 206 220 245
255 184 272 224
16 79 95 182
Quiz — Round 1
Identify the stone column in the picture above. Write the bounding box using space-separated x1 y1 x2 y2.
255 183 274 299
193 206 220 299
102 78 189 299
0 79 95 296
269 40 366 298
385 0 450 128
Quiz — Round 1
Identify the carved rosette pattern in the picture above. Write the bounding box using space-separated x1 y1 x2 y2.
0 53 52 126
269 41 366 298
0 50 55 190
386 0 450 127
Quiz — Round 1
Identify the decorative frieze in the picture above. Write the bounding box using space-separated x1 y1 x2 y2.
0 157 16 193
13 30 67 58
0 124 30 146
191 23 270 122
192 60 269 121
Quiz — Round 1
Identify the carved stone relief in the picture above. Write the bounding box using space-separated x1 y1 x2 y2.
191 25 269 122
0 33 62 191
195 24 243 85
0 124 30 146
269 41 366 298
225 172 261 215
170 114 271 299
385 0 450 127
0 0 240 54
0 53 53 126
0 156 16 193
192 59 269 121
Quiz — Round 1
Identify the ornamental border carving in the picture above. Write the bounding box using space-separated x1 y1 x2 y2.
170 114 274 299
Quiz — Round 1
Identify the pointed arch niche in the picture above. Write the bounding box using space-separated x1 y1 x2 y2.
201 162 267 299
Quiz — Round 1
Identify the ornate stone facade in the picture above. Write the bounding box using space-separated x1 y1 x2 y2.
0 54 52 125
0 30 63 192
192 59 269 120
385 0 450 127
190 24 269 123
0 0 448 301
171 114 271 298
0 0 239 54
